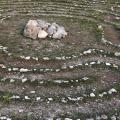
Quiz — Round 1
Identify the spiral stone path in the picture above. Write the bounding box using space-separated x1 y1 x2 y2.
0 0 120 119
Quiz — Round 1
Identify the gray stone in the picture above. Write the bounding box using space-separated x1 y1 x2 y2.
37 19 51 30
47 23 58 36
52 26 67 39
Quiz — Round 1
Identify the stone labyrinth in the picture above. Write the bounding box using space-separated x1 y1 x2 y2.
0 0 120 119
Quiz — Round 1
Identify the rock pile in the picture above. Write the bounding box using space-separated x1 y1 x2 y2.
23 19 67 39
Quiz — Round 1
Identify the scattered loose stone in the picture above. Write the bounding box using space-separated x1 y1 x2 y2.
25 96 30 100
68 97 78 101
18 109 24 113
65 118 72 120
114 52 120 56
8 68 12 71
54 80 62 83
13 68 19 71
90 61 96 65
86 118 94 120
20 68 29 72
36 97 41 101
99 93 104 97
32 57 39 61
55 69 60 72
43 57 50 60
97 25 103 31
113 64 118 68
106 62 111 66
108 88 117 94
25 56 31 60
69 65 74 69
10 79 15 83
23 19 67 39
85 63 89 66
82 77 89 81
30 91 36 94
101 115 108 119
61 98 67 103
0 116 12 120
22 78 27 83
11 95 20 99
0 116 7 120
90 93 95 97
111 115 116 120
83 49 92 54
1 78 6 82
48 98 53 101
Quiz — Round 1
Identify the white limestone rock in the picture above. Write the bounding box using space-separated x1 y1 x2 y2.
115 52 120 56
38 29 48 39
90 93 95 97
23 20 40 39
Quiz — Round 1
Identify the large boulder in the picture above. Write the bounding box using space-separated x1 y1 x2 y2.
23 20 40 39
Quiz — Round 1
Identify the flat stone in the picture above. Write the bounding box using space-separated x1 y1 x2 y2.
38 29 48 38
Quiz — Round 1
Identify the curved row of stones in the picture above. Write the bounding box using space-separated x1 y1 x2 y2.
0 76 94 85
0 114 119 120
0 0 120 119
0 44 120 62
0 86 118 103
0 0 120 24
98 25 120 48
0 61 119 74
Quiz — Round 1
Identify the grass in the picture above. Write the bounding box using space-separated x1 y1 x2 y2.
2 92 12 103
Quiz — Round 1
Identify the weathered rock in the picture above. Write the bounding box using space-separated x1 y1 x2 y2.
38 29 48 39
23 20 40 39
52 26 67 39
47 23 67 39
23 19 67 39
115 52 120 56
47 23 57 36
37 19 51 30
